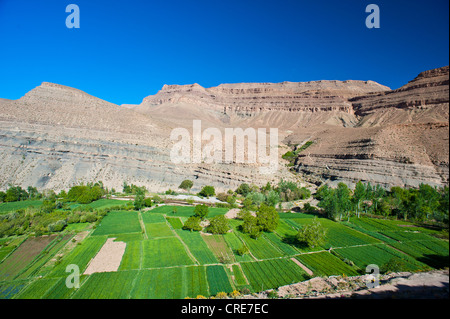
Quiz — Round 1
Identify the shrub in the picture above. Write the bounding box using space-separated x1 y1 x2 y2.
237 245 249 256
236 183 250 197
179 180 194 191
215 292 228 299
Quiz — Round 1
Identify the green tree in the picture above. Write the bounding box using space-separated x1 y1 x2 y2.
182 216 202 231
256 203 279 232
179 180 194 192
353 181 366 218
241 214 261 238
207 215 230 234
265 190 281 207
236 183 250 197
193 204 209 219
199 186 215 198
134 194 145 210
296 217 327 248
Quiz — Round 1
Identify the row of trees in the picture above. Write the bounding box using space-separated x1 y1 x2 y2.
0 185 42 203
316 181 449 225
182 204 230 235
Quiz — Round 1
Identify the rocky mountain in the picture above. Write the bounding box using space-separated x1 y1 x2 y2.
0 66 448 192
292 66 449 188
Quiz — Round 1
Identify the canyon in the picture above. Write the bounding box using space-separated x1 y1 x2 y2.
0 66 448 192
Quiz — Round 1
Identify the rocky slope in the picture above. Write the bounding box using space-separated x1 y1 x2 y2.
0 66 448 191
291 66 449 188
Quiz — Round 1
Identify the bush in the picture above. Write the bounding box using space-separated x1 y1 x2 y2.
236 183 250 197
216 193 229 202
179 180 194 191
237 245 249 256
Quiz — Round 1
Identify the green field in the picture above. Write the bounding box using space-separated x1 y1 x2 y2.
0 207 448 299
0 200 43 214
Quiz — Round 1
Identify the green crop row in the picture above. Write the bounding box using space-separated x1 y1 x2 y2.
241 259 309 292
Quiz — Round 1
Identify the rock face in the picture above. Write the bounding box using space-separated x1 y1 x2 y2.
292 66 449 188
0 66 448 191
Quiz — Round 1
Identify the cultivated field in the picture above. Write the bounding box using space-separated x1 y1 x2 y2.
0 202 448 299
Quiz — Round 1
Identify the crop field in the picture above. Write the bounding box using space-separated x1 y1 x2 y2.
295 252 359 277
91 211 141 236
0 200 43 214
145 222 174 238
72 270 138 299
202 234 236 263
175 230 218 265
142 237 195 268
236 231 285 260
332 244 427 271
149 205 229 217
206 265 233 295
231 264 248 287
48 236 107 278
166 217 183 229
0 235 56 281
241 259 309 292
0 206 448 299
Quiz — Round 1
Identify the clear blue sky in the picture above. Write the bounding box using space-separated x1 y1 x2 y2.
0 0 448 105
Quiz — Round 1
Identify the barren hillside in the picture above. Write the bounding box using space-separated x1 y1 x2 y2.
0 66 448 191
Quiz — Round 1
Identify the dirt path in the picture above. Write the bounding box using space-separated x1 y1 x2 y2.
290 257 314 276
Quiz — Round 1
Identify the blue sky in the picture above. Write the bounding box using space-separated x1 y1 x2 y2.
0 0 448 105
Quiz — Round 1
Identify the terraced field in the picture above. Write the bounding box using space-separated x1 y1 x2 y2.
0 208 448 299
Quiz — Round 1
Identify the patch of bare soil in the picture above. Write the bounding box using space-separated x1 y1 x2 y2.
225 208 256 219
83 238 126 275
